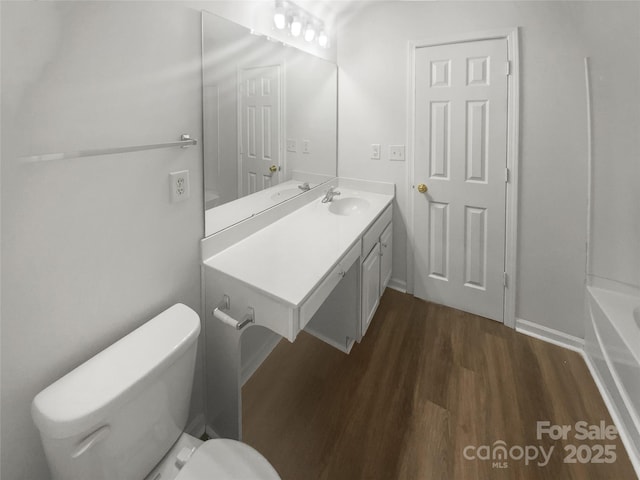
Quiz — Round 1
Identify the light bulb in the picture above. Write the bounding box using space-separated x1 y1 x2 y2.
304 23 316 42
318 30 328 48
290 16 302 37
273 8 286 30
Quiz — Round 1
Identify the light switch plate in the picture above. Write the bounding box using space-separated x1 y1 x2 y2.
302 139 310 154
389 145 405 161
371 144 381 160
287 139 297 153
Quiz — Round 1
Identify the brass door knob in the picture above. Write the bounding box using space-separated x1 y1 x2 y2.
417 183 428 193
269 165 278 173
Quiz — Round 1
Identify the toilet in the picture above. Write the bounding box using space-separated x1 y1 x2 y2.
31 304 280 480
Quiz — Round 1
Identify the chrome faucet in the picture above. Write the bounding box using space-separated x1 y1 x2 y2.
321 186 341 203
298 182 311 191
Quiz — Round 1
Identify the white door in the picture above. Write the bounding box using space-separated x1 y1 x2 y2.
413 38 508 322
239 65 281 196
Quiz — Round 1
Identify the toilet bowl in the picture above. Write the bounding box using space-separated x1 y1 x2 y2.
170 438 279 480
142 431 279 480
32 304 280 480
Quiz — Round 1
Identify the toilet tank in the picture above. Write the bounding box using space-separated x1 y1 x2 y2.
32 304 201 480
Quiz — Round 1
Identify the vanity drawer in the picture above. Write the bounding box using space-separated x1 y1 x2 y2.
299 239 362 331
362 203 392 257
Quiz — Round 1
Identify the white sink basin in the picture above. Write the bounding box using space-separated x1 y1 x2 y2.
328 197 370 216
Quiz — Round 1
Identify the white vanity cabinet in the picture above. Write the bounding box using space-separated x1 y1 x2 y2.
380 222 393 293
201 179 394 440
360 204 393 336
361 242 381 336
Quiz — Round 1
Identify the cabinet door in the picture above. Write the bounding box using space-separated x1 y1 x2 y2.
379 222 393 295
361 243 381 336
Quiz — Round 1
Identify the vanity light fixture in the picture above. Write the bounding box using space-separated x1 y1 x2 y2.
304 22 316 42
272 0 329 48
290 15 303 37
273 2 287 29
318 29 329 48
273 6 287 30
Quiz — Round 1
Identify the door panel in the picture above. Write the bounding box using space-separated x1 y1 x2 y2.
240 65 280 196
430 101 450 178
429 202 449 280
413 38 508 322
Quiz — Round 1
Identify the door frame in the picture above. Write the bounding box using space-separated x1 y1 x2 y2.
406 28 520 328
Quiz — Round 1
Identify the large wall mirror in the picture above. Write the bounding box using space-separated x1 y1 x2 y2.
202 11 338 236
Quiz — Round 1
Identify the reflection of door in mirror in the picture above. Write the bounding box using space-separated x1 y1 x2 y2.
239 65 281 196
202 11 337 237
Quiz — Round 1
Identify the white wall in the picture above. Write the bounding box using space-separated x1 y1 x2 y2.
285 47 338 177
0 2 206 479
337 1 592 338
574 2 640 290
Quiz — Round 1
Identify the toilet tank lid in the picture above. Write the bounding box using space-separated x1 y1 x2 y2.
32 304 201 439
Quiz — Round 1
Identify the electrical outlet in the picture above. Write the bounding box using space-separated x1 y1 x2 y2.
302 139 311 154
389 144 405 161
371 144 381 160
169 170 190 203
287 139 297 153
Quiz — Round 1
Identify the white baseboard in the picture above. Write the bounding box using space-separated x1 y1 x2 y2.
515 318 584 353
241 332 281 386
387 277 407 293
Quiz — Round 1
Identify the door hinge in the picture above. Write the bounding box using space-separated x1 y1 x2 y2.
503 272 508 288
505 167 510 183
505 61 512 76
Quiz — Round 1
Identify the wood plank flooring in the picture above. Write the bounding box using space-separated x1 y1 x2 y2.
242 289 636 479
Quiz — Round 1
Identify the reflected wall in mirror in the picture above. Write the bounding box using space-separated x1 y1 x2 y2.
202 11 338 236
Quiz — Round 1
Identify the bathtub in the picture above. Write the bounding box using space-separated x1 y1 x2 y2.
585 285 640 473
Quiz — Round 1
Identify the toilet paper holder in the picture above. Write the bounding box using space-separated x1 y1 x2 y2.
213 295 255 330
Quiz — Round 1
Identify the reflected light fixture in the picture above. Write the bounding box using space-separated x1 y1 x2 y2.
304 22 316 42
318 29 328 48
272 0 329 48
290 15 303 37
273 3 287 30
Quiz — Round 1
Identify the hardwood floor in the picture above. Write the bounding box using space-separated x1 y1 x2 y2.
242 289 636 479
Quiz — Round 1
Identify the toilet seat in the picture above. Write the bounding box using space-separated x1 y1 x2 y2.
175 439 281 480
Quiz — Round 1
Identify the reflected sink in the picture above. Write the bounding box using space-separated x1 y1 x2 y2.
328 197 370 216
270 188 301 201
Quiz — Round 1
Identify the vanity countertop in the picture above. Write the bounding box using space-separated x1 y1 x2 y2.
203 185 394 308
